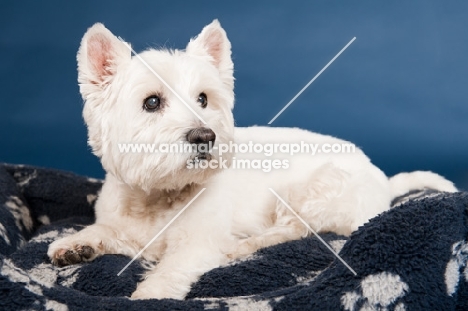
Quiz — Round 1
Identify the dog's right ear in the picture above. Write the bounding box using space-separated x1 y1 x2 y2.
77 23 131 99
78 23 130 158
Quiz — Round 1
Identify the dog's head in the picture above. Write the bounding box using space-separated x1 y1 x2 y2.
77 20 235 192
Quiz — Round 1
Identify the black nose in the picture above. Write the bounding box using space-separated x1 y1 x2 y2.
186 128 216 145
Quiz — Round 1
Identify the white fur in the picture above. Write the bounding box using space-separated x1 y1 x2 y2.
389 171 456 198
48 20 457 300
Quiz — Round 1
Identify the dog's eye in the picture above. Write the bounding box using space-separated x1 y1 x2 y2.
197 93 208 108
143 96 161 112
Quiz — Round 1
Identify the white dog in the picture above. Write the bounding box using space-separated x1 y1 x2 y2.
48 20 457 300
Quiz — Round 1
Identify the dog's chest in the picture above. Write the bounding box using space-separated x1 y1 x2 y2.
123 187 196 260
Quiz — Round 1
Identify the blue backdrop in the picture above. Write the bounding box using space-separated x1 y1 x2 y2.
1 1 467 189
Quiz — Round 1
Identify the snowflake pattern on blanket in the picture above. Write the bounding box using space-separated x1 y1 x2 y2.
0 163 467 311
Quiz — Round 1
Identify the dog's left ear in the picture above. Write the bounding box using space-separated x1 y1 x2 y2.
186 20 234 88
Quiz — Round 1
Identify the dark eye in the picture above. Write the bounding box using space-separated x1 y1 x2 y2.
143 95 161 112
197 93 208 108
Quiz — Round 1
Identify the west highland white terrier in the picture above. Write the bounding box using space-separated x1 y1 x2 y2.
48 20 457 299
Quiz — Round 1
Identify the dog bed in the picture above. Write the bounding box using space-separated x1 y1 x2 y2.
0 163 467 310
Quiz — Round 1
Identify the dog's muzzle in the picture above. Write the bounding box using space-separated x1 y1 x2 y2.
186 127 216 161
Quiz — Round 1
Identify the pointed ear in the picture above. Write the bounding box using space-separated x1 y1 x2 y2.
77 23 130 158
77 23 131 98
186 20 234 87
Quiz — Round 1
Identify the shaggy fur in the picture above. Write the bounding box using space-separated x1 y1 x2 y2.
48 20 457 299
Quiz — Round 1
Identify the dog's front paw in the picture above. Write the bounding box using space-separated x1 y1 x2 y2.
130 276 187 300
48 239 98 267
130 285 183 300
130 282 172 299
227 238 257 260
130 288 158 300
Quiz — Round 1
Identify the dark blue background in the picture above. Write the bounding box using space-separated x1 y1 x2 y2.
1 1 467 189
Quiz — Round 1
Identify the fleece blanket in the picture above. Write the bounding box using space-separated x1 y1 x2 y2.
0 163 467 311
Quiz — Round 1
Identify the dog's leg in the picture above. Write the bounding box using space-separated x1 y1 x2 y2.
230 163 391 259
228 165 349 259
130 190 233 300
47 224 139 266
228 217 308 259
130 238 228 300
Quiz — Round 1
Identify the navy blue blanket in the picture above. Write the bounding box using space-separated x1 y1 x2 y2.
0 163 467 310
